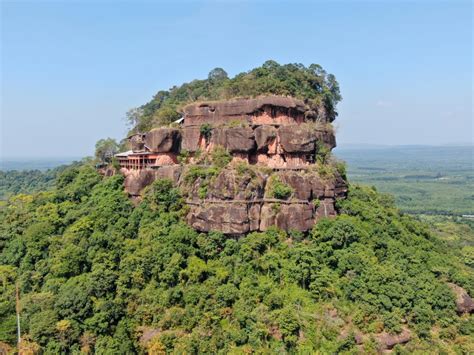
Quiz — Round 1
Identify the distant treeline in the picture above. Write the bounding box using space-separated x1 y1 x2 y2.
0 165 70 200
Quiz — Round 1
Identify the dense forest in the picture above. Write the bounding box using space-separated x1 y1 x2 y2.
126 61 341 133
0 163 473 353
0 166 70 201
0 62 472 353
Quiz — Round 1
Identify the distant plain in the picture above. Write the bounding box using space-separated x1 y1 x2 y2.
2 145 473 217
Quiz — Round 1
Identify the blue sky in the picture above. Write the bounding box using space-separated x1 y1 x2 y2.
1 0 472 158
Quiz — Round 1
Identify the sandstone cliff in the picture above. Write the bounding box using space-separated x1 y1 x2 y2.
115 95 347 235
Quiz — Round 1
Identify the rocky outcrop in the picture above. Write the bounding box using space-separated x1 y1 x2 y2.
255 125 277 151
375 328 411 350
123 169 157 196
182 167 346 235
145 128 181 153
115 95 347 234
129 133 146 152
278 125 316 153
187 203 250 235
349 328 412 351
122 166 182 197
211 127 256 153
183 96 312 127
448 283 474 314
181 127 203 152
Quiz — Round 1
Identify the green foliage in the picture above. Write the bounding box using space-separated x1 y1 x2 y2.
95 138 119 163
0 163 472 353
0 163 77 201
129 60 342 132
184 166 218 184
143 179 183 213
316 141 331 165
199 123 213 143
268 176 293 200
211 146 232 168
0 170 54 201
177 149 190 164
335 160 347 180
153 105 181 126
312 199 321 208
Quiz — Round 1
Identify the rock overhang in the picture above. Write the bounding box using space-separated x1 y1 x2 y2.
114 95 347 234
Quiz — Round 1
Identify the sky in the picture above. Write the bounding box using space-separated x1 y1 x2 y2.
1 0 472 158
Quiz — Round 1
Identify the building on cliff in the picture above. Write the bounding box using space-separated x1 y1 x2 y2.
114 95 347 235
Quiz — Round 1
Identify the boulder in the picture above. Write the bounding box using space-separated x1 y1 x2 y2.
187 203 249 235
155 165 182 184
278 171 311 200
259 204 278 231
129 133 146 152
315 129 336 150
448 283 474 314
376 328 411 350
311 177 327 199
277 171 335 201
205 169 265 201
208 170 236 200
249 204 261 231
315 198 337 219
260 203 314 232
181 126 202 152
254 125 277 151
124 169 156 196
183 96 308 127
235 172 265 200
145 128 181 153
278 125 315 153
275 204 314 231
334 172 348 198
211 127 256 153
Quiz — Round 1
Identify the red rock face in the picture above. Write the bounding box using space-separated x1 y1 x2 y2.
448 283 474 314
116 95 347 234
182 96 311 127
144 128 181 153
182 167 347 235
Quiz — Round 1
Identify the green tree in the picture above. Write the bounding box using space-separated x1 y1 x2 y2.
95 138 119 163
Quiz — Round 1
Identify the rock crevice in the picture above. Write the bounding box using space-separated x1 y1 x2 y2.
115 95 347 234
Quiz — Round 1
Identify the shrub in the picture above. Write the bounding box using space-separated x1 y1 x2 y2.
271 203 281 214
211 146 232 168
335 161 347 180
200 123 213 143
316 142 331 165
228 119 245 128
268 176 293 200
145 178 183 212
198 186 207 199
184 166 218 184
235 162 250 176
178 150 190 164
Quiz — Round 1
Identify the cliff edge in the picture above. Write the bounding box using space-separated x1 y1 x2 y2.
114 95 347 234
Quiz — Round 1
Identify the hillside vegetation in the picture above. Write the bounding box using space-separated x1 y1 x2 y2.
1 63 472 353
0 168 65 201
0 163 473 353
126 60 342 133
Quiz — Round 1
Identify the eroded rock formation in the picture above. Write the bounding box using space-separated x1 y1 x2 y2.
448 283 474 314
115 95 347 234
